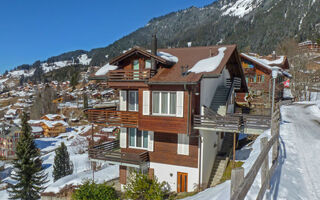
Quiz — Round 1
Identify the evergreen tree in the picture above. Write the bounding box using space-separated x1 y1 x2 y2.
83 92 88 109
53 142 73 181
70 72 79 90
8 113 48 200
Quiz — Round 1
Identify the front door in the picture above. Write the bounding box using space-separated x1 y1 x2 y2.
177 172 188 193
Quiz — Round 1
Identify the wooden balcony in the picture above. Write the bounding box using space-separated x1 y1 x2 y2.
89 140 149 167
107 69 156 81
86 109 138 128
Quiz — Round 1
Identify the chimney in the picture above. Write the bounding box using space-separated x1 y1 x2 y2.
151 34 157 70
272 51 276 60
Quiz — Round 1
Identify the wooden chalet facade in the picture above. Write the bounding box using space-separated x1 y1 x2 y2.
87 36 248 193
237 53 289 110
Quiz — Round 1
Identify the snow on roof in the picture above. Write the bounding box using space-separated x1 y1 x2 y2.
188 47 227 73
43 114 66 120
241 53 282 72
31 126 43 133
6 109 17 115
95 63 118 76
41 120 68 128
101 127 116 132
259 56 285 65
157 51 179 63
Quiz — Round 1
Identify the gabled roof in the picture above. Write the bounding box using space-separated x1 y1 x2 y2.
109 46 175 66
149 45 241 83
240 53 289 73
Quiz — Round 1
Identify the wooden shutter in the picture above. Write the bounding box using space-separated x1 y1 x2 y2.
120 128 127 148
148 131 154 152
119 90 127 111
177 134 189 155
176 91 184 117
143 90 150 115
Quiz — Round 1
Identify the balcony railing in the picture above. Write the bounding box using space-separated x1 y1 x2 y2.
86 109 138 128
107 69 156 81
89 140 149 166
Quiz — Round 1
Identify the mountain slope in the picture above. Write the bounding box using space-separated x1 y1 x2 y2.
87 0 320 65
5 0 320 79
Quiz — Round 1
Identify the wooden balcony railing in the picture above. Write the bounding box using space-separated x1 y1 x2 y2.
107 69 156 81
86 109 138 128
89 140 149 166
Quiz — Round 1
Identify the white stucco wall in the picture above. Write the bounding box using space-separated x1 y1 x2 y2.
200 130 221 186
150 162 199 192
200 68 231 108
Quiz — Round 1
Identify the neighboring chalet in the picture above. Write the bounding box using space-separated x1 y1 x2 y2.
87 36 248 193
28 114 68 137
237 52 290 110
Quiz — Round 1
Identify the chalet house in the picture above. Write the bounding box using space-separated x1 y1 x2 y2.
87 36 247 193
0 125 20 159
40 120 68 137
41 114 66 121
237 53 290 110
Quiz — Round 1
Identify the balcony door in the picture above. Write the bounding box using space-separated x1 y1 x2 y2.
133 60 140 80
177 172 188 193
128 91 139 112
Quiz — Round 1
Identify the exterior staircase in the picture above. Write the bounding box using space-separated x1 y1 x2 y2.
208 133 234 187
210 86 230 116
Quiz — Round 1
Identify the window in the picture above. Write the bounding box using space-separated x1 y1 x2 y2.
248 77 254 83
128 91 139 111
129 128 148 149
152 91 176 115
257 75 262 82
145 60 151 69
133 60 140 70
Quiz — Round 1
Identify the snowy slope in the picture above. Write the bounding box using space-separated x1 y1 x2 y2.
222 0 263 18
185 101 320 200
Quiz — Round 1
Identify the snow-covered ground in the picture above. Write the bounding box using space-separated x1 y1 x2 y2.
0 125 119 199
185 101 320 200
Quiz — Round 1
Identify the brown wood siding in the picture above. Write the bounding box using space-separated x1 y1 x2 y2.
119 165 127 184
121 132 199 168
138 87 189 134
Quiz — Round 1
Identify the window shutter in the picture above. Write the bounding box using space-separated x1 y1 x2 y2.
148 131 154 152
143 90 150 115
176 91 184 117
177 134 189 155
120 128 127 148
120 90 127 111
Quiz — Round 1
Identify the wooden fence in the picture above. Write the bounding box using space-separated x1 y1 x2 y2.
230 102 281 200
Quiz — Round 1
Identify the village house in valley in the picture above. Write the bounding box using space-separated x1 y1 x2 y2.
236 52 290 111
87 36 248 193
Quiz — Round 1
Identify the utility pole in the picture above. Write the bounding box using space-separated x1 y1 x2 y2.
271 68 278 114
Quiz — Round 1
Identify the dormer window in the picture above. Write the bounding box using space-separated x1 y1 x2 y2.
145 60 151 69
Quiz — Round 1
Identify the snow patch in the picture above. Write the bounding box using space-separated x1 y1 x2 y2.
95 63 118 76
222 0 263 18
188 47 226 73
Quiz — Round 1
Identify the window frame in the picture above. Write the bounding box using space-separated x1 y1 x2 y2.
128 128 148 150
128 90 139 112
152 91 177 116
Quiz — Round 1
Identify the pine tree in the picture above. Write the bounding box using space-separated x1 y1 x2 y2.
8 112 48 200
83 92 88 109
53 142 73 181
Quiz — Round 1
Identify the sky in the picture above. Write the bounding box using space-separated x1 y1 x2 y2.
0 0 215 73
